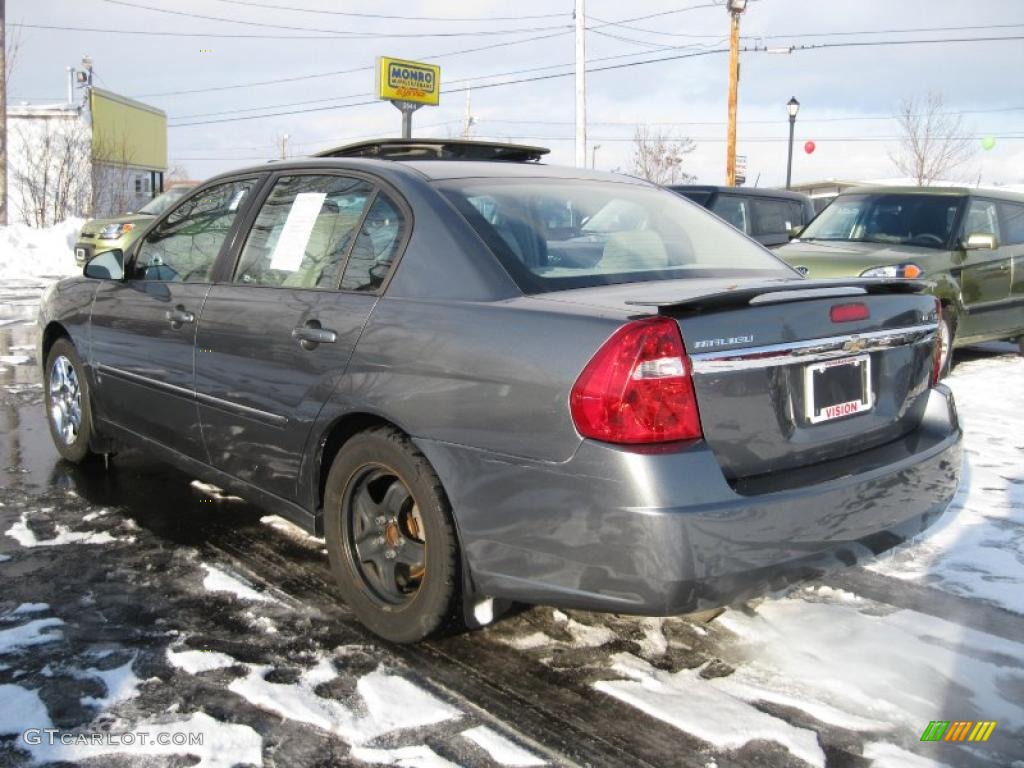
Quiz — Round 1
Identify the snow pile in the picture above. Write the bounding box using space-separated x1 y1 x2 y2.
0 218 83 279
869 349 1024 614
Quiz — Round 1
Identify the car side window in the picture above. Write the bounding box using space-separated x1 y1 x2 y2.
340 193 408 292
998 202 1024 245
131 179 256 282
234 175 374 289
963 199 999 239
750 199 797 237
710 195 750 234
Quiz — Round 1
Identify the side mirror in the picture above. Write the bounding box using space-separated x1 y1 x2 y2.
84 249 124 280
964 232 998 250
788 225 804 240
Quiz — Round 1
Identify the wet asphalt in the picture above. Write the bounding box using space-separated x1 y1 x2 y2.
0 280 1021 768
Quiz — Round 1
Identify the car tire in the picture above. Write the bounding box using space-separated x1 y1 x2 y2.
1017 336 1024 357
937 313 956 378
44 338 97 464
324 426 459 643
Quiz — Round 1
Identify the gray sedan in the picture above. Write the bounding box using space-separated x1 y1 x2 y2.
38 140 961 643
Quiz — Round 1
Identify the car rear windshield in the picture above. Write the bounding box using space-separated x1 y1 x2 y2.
439 178 793 292
799 193 962 249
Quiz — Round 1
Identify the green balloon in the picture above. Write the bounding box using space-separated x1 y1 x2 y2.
981 136 996 150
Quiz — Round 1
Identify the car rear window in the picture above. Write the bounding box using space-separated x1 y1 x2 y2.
439 178 793 293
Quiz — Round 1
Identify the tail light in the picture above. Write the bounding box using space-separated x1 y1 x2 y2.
570 317 702 444
930 299 943 386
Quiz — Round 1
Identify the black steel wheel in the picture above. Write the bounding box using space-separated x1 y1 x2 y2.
44 339 97 463
324 427 458 643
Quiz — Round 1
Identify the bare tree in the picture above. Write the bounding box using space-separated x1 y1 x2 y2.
91 131 139 216
5 19 21 89
889 91 976 186
12 121 91 227
165 161 190 183
627 125 696 185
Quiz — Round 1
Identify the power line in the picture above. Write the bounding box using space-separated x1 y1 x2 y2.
167 41 728 121
475 106 1024 127
168 34 1024 128
206 0 567 22
98 0 570 38
762 22 1024 39
133 30 571 98
465 134 1024 144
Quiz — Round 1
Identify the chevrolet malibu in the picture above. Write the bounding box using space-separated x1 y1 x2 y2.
38 140 962 643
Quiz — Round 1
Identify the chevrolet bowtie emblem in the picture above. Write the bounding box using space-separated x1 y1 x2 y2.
843 338 867 353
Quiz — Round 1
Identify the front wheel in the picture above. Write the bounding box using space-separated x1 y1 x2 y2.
324 427 459 643
937 314 955 378
44 339 97 463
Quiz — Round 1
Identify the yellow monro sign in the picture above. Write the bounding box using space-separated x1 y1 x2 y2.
377 57 440 106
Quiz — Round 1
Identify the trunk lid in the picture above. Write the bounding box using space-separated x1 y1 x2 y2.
541 276 939 480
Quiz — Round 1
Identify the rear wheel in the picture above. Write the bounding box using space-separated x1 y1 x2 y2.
324 427 459 643
44 339 96 463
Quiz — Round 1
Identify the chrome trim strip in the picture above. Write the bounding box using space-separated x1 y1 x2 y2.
194 390 288 427
97 363 288 427
97 363 194 398
690 323 937 373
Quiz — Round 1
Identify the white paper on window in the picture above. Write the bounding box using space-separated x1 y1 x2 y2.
268 192 327 271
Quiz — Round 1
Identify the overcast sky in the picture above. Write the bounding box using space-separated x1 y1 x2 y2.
8 0 1024 187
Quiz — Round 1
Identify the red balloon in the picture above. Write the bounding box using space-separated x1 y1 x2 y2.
804 140 816 154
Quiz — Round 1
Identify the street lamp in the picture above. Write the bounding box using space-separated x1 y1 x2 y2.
591 144 601 169
785 96 800 190
727 0 748 11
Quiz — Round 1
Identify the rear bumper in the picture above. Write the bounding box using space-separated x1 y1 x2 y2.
417 385 962 615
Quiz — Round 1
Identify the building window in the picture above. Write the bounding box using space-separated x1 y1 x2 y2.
135 176 151 195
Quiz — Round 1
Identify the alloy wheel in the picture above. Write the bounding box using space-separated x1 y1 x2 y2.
49 355 82 446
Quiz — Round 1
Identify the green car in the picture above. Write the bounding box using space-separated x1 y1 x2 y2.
74 184 197 266
777 186 1024 371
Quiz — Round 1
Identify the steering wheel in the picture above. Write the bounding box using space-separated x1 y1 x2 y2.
910 233 943 247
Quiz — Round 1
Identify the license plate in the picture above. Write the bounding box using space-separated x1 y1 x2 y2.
804 354 872 424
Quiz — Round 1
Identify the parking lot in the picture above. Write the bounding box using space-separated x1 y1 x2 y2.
1 280 1022 768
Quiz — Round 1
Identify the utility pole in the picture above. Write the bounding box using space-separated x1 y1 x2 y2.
725 0 747 187
279 133 289 159
0 0 7 226
574 0 586 168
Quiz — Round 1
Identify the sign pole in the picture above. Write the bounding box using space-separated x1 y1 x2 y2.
393 101 422 139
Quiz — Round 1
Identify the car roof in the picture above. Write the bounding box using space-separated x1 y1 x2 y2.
836 185 1024 203
667 183 811 201
203 156 653 187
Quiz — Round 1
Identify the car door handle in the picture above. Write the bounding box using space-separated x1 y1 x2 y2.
165 306 195 328
292 324 337 350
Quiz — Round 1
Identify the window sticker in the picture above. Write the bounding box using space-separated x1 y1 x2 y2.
268 192 327 271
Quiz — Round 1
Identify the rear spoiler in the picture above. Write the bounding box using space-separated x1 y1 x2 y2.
624 278 931 315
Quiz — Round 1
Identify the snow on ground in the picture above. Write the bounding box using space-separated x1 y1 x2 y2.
0 218 82 280
5 509 123 547
200 563 278 603
461 726 546 767
18 712 264 768
869 347 1024 614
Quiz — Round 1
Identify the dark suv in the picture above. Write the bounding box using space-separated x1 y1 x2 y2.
669 185 816 248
